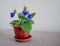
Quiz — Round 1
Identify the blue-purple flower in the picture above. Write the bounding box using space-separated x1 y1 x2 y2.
27 14 32 19
22 6 28 16
10 9 16 18
22 10 28 15
10 12 15 18
22 6 32 19
22 11 32 19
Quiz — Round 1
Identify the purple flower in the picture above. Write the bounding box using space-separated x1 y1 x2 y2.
10 12 15 18
21 6 32 19
22 10 28 15
27 14 32 19
22 6 28 16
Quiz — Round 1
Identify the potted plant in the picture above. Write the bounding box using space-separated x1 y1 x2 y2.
10 6 36 42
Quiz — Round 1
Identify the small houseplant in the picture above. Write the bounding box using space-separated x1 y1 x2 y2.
10 6 36 41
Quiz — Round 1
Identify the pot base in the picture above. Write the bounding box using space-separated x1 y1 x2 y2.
14 35 32 42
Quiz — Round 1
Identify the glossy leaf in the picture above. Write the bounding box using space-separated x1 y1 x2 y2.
10 20 20 25
27 20 34 25
18 13 28 20
20 23 32 32
31 13 36 18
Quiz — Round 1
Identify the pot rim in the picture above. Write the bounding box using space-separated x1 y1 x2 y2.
11 24 20 27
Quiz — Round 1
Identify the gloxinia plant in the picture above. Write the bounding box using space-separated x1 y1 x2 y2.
10 6 36 32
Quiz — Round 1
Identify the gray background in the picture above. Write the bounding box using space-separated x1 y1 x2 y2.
0 0 60 31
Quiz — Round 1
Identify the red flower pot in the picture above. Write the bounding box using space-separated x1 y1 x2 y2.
12 25 30 39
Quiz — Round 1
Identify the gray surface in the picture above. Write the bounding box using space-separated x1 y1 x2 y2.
0 30 60 46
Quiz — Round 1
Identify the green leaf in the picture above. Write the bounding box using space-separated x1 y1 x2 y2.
27 20 34 25
31 13 36 18
20 23 32 32
10 20 20 25
18 13 24 19
18 13 28 21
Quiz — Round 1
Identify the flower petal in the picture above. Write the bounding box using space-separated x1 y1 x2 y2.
22 10 28 16
10 12 15 18
27 14 32 19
